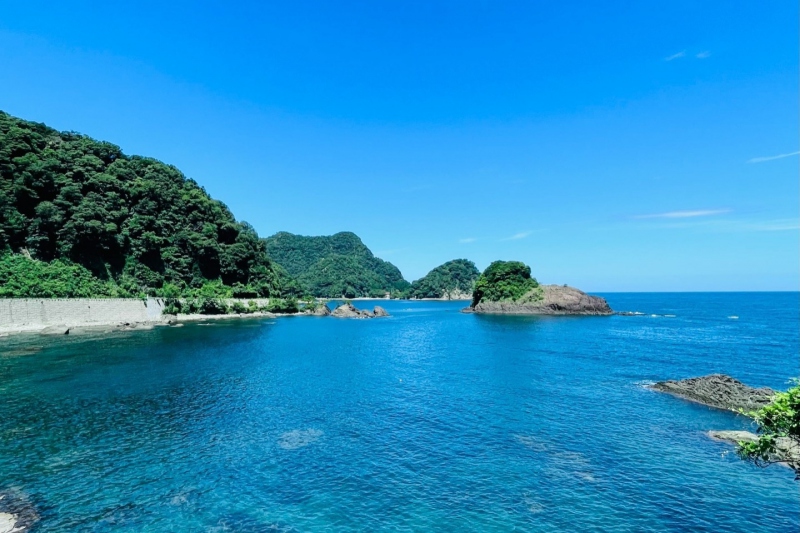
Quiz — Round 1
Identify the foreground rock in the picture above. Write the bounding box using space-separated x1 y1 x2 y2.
0 490 38 533
467 285 612 316
39 325 69 335
651 374 776 413
331 303 390 318
708 430 800 469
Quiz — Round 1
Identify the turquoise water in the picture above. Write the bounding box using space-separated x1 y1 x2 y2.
0 293 798 532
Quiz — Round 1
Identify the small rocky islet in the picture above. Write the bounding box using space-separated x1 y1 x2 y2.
465 284 613 315
461 260 613 316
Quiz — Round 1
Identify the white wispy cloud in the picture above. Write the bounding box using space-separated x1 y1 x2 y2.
746 219 800 232
634 209 730 219
501 231 531 241
458 237 477 244
664 51 686 61
696 51 711 59
747 151 800 164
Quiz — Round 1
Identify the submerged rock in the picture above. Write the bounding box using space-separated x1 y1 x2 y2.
467 285 612 316
278 429 323 450
651 374 775 413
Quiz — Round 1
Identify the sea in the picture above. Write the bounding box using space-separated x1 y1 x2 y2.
0 293 798 532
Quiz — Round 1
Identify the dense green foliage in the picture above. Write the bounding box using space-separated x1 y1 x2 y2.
162 296 300 316
738 380 799 479
0 111 298 298
407 259 480 299
264 231 409 298
0 253 126 297
471 260 539 306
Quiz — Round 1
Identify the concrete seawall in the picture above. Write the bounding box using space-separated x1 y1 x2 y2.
0 298 271 333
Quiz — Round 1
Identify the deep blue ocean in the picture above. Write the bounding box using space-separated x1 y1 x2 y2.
1 293 798 532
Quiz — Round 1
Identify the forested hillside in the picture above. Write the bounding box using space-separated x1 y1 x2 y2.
0 111 298 298
407 259 480 299
264 231 409 298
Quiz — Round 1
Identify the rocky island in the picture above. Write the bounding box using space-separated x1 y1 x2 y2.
463 261 612 315
650 374 776 413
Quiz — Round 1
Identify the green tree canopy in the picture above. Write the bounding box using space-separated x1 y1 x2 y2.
407 259 480 299
471 260 539 306
0 111 298 298
738 380 800 479
264 231 408 298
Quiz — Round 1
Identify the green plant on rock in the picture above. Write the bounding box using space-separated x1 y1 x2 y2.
737 380 800 479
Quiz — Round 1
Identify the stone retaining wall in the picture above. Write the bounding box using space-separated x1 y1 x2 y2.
0 298 272 329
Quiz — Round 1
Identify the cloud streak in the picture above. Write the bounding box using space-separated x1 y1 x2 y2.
746 219 800 232
747 151 800 164
459 237 476 244
664 51 686 61
696 51 711 59
501 231 531 241
634 209 730 219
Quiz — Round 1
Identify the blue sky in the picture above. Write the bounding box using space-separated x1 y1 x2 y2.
0 1 797 290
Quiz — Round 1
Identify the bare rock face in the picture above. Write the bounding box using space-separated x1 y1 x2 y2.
311 303 331 316
441 288 472 301
651 374 775 413
469 285 612 315
331 302 363 318
372 306 389 317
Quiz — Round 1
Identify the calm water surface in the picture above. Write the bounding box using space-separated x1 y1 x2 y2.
1 293 798 532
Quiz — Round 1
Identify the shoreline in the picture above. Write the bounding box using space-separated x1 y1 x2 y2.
0 297 470 338
0 311 298 338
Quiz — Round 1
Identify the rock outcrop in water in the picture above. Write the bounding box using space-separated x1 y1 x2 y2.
331 302 390 318
651 374 776 413
707 431 800 470
0 490 38 533
466 285 612 316
307 303 331 316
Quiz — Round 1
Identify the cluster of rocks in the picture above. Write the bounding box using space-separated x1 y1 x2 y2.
651 374 799 470
330 302 389 319
465 285 613 316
